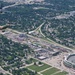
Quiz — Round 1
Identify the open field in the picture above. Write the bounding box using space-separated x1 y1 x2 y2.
54 71 68 75
27 63 68 75
27 63 51 72
41 67 59 75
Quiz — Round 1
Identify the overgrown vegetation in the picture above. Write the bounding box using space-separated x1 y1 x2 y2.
0 35 35 75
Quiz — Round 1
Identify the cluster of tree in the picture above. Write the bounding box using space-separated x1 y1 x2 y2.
1 0 75 48
1 0 74 32
12 68 37 75
0 4 44 32
0 1 14 7
1 0 75 31
42 15 75 48
0 35 33 70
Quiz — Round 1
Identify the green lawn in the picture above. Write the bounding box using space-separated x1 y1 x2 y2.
54 71 68 75
42 67 59 75
27 64 51 72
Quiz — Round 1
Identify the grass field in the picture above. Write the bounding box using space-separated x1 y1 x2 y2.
54 71 68 75
27 63 51 72
42 67 59 75
27 60 68 75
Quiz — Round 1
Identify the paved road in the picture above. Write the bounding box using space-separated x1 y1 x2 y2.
0 28 75 75
29 22 75 52
0 66 12 75
29 22 45 34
